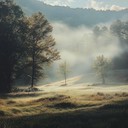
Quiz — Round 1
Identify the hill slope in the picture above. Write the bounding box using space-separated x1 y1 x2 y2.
15 0 128 26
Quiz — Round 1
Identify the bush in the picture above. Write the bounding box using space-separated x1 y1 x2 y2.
51 102 77 109
0 110 5 116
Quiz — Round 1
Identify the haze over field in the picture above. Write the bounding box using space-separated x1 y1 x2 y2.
8 0 126 86
14 0 128 84
52 22 121 70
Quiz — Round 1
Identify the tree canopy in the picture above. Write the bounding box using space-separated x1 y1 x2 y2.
0 0 29 92
0 0 60 93
26 12 60 87
93 55 111 84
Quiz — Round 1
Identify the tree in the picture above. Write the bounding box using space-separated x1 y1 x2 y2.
110 20 128 45
110 20 128 69
0 0 28 92
0 0 60 92
26 12 60 88
59 61 70 85
93 55 111 84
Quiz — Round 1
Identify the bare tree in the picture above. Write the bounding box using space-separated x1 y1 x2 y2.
59 61 70 85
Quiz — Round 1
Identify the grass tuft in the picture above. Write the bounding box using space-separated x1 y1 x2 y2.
0 110 5 116
6 100 16 104
49 102 77 109
35 95 70 103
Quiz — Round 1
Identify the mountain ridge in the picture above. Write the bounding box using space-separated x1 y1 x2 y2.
14 0 128 26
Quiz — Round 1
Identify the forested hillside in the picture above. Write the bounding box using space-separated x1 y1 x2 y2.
15 0 128 26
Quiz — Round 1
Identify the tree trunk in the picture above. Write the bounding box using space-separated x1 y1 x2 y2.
64 71 66 85
64 61 67 85
0 77 12 93
31 46 35 88
0 69 13 93
102 74 105 84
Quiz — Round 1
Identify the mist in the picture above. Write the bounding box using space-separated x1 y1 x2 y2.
53 22 121 71
39 21 125 84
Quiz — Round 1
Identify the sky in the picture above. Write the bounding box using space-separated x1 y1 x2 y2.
39 0 128 11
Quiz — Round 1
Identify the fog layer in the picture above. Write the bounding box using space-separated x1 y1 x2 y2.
52 22 121 75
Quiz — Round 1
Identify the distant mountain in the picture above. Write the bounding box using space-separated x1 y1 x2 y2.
14 0 128 26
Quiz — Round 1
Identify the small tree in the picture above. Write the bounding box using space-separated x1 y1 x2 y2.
59 61 70 85
93 55 111 84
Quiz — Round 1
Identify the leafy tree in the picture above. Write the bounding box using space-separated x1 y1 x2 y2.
26 12 60 88
0 0 60 92
93 55 111 84
0 0 28 92
110 20 128 69
110 20 128 44
93 25 108 36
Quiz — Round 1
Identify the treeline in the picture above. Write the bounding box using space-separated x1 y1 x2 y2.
93 20 128 70
0 0 60 93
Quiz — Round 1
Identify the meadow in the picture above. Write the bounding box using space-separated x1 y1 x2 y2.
0 76 128 128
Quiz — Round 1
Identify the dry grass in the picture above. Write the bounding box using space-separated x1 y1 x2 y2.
0 91 128 117
0 77 128 119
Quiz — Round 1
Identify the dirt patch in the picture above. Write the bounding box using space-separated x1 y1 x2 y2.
11 108 21 114
36 95 70 102
0 100 4 105
6 100 16 104
49 102 77 109
99 103 128 110
115 92 128 97
11 87 41 92
90 93 113 100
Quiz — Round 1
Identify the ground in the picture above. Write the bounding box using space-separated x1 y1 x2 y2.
0 76 128 128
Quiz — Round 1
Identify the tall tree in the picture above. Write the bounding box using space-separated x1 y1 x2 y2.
27 12 60 88
0 0 60 92
0 0 28 92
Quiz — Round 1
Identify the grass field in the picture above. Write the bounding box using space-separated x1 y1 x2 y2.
0 76 128 128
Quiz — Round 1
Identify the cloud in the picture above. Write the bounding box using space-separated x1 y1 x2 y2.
86 0 108 10
39 0 127 11
110 5 126 11
40 0 74 6
86 0 126 11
